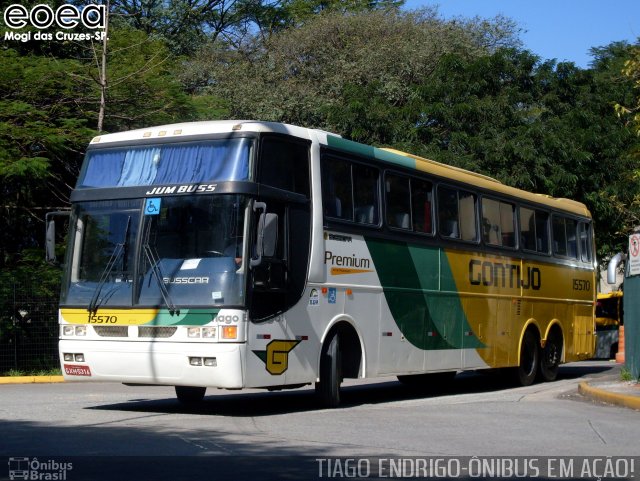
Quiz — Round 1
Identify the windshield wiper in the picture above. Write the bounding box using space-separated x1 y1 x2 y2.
142 244 179 316
88 216 131 314
141 220 179 316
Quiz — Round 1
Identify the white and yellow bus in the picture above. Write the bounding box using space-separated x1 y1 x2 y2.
53 121 596 406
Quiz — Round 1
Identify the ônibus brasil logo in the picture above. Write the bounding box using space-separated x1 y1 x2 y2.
3 3 106 43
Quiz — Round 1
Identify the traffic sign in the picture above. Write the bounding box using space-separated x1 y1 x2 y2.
629 234 640 276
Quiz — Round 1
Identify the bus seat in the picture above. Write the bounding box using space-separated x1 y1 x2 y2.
442 220 459 238
355 205 374 224
395 213 410 229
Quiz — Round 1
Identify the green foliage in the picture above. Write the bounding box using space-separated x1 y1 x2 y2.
187 9 520 132
412 47 640 259
97 26 195 131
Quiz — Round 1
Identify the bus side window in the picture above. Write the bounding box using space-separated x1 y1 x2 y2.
566 219 578 259
579 222 592 262
411 178 433 234
386 173 411 230
535 211 550 253
438 187 459 239
482 198 515 247
353 164 379 225
552 215 578 259
459 190 478 241
259 137 310 197
552 215 567 256
520 208 550 254
321 157 353 221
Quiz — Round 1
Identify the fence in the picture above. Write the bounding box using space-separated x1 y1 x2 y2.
0 281 60 374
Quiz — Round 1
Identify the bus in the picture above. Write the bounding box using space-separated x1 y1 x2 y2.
594 291 623 359
52 120 596 407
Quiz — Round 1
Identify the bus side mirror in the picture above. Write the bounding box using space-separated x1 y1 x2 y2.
45 211 70 265
607 252 626 285
251 209 278 268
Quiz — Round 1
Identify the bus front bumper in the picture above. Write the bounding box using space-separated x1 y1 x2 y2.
59 340 245 388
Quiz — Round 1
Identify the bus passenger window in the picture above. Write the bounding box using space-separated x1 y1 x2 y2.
552 215 578 259
535 211 550 253
579 222 592 262
566 218 578 259
411 178 433 234
520 208 549 254
438 187 459 238
482 198 515 247
353 164 379 225
552 216 567 256
259 137 310 196
521 208 535 250
386 174 411 230
321 157 353 221
459 191 478 241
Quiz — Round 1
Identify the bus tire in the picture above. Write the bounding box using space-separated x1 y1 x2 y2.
539 330 562 382
175 386 206 404
516 329 539 386
316 332 342 408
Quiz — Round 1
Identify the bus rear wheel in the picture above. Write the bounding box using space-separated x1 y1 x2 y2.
516 329 539 386
315 333 342 408
539 330 562 382
175 386 206 404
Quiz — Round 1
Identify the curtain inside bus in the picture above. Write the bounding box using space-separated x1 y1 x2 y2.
77 138 251 188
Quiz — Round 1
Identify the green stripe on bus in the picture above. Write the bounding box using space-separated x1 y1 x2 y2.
366 238 483 350
325 136 416 170
149 309 219 326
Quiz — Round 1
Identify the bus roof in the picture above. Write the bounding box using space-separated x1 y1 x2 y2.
90 120 591 219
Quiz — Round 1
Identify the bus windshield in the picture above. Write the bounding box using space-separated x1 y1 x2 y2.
61 195 249 309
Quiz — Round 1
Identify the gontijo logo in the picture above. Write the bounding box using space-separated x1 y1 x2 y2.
3 3 106 42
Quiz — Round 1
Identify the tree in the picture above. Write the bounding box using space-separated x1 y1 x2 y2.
183 9 520 138
0 49 95 267
615 41 640 137
412 45 640 259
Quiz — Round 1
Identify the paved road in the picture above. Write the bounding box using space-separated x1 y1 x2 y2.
1 361 637 480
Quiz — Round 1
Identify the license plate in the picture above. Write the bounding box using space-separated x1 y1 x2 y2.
64 364 92 376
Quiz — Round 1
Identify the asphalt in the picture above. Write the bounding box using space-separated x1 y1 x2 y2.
1 370 638 410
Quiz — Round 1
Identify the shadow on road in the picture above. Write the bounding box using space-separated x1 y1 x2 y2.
87 361 618 417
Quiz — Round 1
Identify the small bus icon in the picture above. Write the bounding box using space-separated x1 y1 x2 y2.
8 457 29 480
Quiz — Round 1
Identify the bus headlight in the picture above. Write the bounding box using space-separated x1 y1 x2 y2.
202 327 216 339
75 326 87 336
187 327 201 338
62 325 75 336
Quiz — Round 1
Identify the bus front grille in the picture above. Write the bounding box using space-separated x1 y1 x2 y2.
93 326 129 337
138 326 177 338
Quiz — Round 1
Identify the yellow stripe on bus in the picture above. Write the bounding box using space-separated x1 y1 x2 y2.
61 308 160 325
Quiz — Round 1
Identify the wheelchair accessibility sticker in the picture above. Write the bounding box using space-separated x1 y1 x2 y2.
145 198 161 215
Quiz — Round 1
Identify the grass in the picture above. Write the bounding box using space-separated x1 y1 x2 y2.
2 368 62 377
620 367 638 382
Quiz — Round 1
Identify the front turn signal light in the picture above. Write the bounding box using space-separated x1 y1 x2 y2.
221 326 237 339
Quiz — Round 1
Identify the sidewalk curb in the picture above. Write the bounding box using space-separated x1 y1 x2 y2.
0 376 65 384
578 381 640 410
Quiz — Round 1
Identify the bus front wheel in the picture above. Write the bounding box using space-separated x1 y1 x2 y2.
175 386 206 404
315 333 342 408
